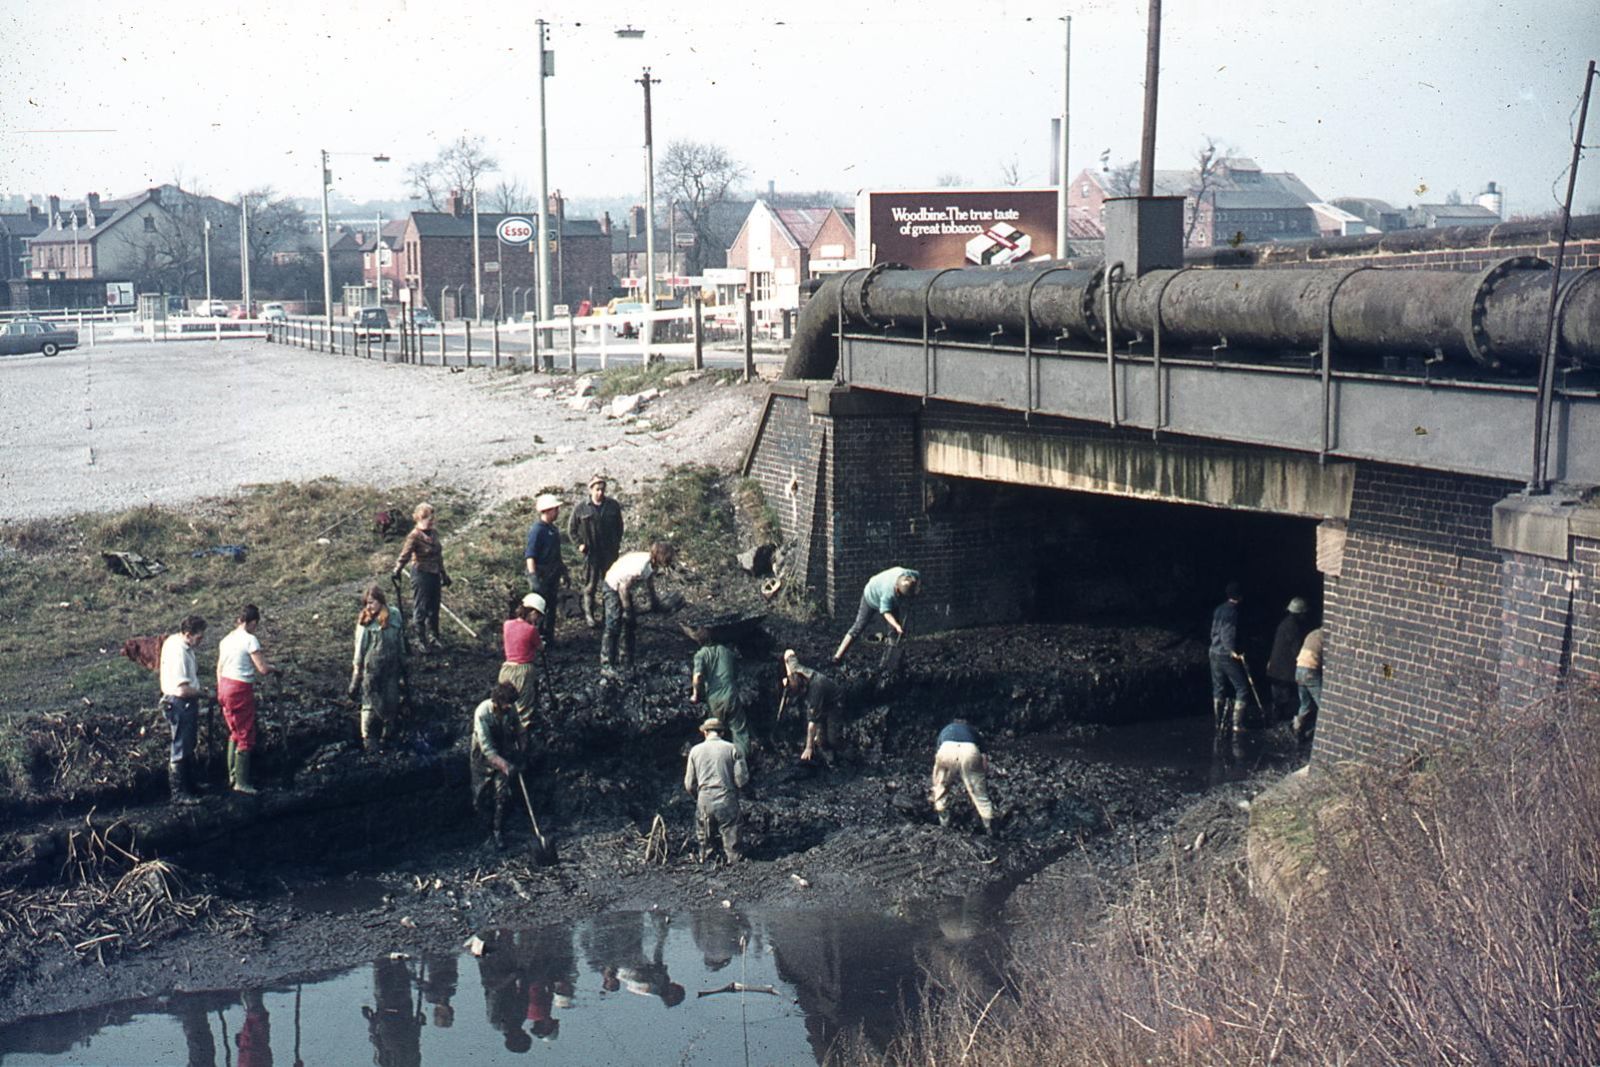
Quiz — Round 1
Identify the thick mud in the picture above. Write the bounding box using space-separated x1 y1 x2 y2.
0 608 1304 1049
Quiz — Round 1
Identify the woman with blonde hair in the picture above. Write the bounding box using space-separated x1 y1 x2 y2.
349 585 407 751
393 502 451 652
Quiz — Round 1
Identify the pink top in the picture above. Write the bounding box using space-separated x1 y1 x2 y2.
502 618 542 664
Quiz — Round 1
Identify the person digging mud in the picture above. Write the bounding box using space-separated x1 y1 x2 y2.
930 718 995 835
1209 581 1250 733
349 585 408 752
1266 596 1310 724
783 649 842 765
500 592 545 729
691 635 748 760
236 988 271 1067
393 502 451 654
524 493 566 648
569 473 624 630
601 541 676 673
832 566 920 664
158 614 209 805
217 604 277 796
470 682 527 850
685 716 749 863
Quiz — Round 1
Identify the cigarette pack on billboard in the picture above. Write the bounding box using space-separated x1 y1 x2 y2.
964 224 1032 266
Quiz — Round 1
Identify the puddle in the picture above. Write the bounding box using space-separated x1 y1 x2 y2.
0 906 1004 1066
1023 714 1305 790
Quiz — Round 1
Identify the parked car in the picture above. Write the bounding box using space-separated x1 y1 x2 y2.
411 307 437 329
196 299 230 318
260 302 287 322
227 304 250 320
351 306 390 338
0 319 79 357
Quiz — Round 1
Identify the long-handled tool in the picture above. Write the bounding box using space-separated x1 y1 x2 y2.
516 772 558 865
877 615 912 682
1239 654 1266 712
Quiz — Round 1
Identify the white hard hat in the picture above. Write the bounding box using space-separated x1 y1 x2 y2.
535 493 562 513
522 593 547 613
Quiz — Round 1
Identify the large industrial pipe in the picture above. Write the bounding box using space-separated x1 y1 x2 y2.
787 261 1600 379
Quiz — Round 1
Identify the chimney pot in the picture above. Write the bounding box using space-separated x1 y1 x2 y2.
48 195 61 216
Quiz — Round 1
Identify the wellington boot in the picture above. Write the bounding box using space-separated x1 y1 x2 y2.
937 810 951 828
599 631 617 668
1231 699 1249 734
232 750 259 795
1212 698 1229 730
226 740 238 788
169 762 199 806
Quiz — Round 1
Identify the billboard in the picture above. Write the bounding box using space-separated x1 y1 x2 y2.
856 188 1061 269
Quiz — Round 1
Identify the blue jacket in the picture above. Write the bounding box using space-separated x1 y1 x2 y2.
936 721 980 747
525 520 563 575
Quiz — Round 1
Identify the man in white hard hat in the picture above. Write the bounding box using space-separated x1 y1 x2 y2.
524 493 566 647
684 716 749 863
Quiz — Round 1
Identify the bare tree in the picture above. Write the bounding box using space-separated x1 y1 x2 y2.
999 158 1023 187
935 172 964 188
1445 189 1463 205
406 136 500 208
1183 137 1224 248
656 140 746 276
491 177 534 214
118 185 238 298
1103 159 1140 196
239 188 317 298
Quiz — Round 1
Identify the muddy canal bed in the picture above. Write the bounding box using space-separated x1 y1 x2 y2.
0 622 1304 1060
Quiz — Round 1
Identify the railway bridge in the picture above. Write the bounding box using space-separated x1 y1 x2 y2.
744 212 1600 765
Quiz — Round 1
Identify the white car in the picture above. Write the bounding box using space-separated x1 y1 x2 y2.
260 302 287 322
195 299 230 318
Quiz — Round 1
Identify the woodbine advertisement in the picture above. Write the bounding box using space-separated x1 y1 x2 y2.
855 189 1061 269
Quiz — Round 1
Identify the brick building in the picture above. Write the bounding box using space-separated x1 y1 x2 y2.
0 202 48 306
1069 158 1321 248
726 201 858 318
402 192 612 319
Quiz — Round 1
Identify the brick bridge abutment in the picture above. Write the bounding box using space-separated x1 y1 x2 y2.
744 383 1600 766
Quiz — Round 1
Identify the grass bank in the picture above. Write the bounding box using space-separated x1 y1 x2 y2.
837 693 1600 1066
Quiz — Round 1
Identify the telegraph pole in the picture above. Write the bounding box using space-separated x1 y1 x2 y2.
1056 15 1072 258
535 19 554 324
638 67 660 310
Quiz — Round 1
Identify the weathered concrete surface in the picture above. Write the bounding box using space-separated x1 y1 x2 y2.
923 426 1355 518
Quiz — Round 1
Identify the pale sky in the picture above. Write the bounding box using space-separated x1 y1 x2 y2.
1 0 1595 218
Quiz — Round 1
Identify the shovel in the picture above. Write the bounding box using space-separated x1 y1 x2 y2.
516 772 558 866
877 615 912 683
1239 655 1266 713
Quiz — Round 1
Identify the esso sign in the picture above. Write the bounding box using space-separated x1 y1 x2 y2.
496 217 534 245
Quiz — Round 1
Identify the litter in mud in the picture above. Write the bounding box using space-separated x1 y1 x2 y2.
99 550 166 579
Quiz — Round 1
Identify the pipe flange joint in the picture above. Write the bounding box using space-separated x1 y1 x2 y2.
855 262 903 329
1465 255 1548 368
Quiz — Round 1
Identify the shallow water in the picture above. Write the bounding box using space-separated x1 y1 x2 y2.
0 905 1004 1066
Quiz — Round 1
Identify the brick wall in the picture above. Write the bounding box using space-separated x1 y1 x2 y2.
1315 465 1518 764
743 387 1035 629
744 390 830 594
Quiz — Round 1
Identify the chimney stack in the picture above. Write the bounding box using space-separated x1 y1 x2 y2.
445 189 465 218
27 200 40 222
600 212 612 237
48 195 60 218
86 192 100 213
629 205 646 237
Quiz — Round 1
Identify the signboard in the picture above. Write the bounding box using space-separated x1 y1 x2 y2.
674 232 696 248
496 216 534 245
484 261 501 273
856 188 1061 270
553 303 570 317
105 281 134 307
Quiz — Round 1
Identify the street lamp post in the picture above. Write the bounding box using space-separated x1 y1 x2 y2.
535 19 554 325
320 149 333 335
1056 15 1072 259
637 67 660 311
320 148 390 336
203 218 213 308
240 196 252 315
472 180 483 322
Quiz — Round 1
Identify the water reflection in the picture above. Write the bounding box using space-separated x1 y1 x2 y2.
0 906 1000 1066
